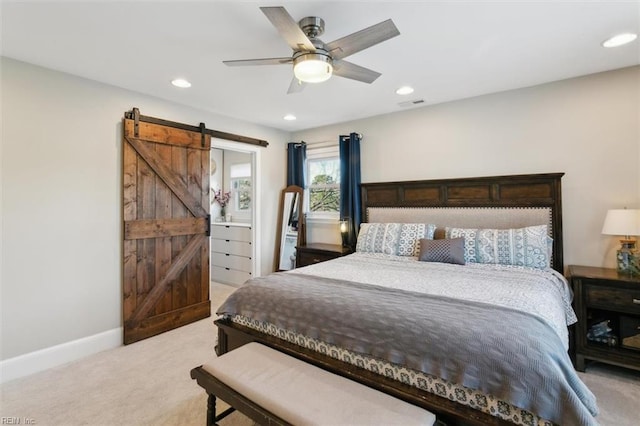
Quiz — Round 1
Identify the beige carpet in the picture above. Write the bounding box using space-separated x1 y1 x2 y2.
1 282 638 426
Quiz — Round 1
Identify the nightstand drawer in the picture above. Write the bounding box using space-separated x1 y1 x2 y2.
298 251 338 266
296 243 353 268
586 284 640 313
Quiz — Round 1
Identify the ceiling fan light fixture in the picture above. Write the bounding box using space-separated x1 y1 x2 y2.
293 53 333 83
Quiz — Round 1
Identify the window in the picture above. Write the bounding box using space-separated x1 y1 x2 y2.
230 163 251 211
306 144 340 218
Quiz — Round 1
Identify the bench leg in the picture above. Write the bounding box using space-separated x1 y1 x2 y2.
207 393 217 426
206 392 236 426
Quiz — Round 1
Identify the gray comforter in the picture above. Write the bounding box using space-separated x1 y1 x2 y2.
218 272 598 426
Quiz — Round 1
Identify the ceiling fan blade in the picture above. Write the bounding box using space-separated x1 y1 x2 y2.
260 6 316 52
333 60 381 84
326 19 400 61
287 77 306 94
223 57 292 67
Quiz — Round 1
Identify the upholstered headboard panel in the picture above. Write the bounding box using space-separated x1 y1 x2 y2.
368 207 551 230
360 173 564 272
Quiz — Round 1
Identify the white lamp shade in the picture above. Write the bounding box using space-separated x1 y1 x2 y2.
602 209 640 236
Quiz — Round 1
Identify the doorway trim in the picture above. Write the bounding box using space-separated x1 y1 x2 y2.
211 139 262 279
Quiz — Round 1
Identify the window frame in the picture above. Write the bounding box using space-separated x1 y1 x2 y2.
230 162 252 213
305 144 340 221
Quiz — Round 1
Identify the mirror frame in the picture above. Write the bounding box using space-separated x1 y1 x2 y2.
274 185 305 272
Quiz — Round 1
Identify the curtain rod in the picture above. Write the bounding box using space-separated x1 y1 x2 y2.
287 140 336 150
288 135 362 149
340 133 363 140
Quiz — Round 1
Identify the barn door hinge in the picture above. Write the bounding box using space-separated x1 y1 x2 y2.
205 214 211 237
199 122 206 148
125 108 141 137
133 108 140 137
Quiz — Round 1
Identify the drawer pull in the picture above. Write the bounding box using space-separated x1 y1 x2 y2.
633 299 640 305
313 258 321 263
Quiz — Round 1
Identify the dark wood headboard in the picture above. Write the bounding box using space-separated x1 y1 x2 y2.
360 173 565 273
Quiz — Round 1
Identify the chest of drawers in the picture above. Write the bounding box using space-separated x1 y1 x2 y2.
211 223 252 286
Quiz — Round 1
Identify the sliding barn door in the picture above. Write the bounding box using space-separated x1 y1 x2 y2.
122 117 211 344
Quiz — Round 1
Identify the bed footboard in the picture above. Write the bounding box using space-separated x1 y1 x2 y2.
215 318 511 426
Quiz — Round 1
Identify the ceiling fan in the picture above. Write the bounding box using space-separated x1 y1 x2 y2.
223 6 400 94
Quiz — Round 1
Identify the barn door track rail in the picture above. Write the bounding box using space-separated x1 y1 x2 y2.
124 107 269 147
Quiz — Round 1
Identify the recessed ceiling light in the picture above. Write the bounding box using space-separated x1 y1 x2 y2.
396 86 414 95
283 114 297 121
602 33 638 48
171 78 191 88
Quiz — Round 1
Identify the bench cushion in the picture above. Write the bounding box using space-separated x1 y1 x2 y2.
203 342 435 425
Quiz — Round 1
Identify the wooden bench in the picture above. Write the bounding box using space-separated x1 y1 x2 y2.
191 342 436 425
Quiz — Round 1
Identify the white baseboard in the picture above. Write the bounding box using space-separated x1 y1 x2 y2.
0 327 122 384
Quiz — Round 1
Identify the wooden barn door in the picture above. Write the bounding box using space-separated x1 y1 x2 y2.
122 113 211 344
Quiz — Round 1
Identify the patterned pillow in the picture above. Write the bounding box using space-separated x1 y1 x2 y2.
418 238 466 265
397 223 437 256
445 224 551 269
356 223 401 255
357 223 436 256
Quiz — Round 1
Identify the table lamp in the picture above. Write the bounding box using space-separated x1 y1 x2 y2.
602 208 640 274
340 218 350 247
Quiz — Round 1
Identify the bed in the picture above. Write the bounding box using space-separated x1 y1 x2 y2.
214 173 598 426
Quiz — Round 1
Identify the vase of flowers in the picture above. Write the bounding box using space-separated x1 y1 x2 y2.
213 189 231 220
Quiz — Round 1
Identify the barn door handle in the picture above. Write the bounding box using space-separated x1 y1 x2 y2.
205 214 211 237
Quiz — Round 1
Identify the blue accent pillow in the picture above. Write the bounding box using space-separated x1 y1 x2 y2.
418 238 466 265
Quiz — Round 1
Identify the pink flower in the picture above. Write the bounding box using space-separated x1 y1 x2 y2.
213 189 231 207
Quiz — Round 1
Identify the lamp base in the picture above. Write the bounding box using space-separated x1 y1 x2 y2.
616 240 638 275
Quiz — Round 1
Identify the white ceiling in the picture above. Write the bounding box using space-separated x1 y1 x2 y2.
2 1 639 132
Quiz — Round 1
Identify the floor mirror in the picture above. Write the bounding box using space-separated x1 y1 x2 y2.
274 185 305 271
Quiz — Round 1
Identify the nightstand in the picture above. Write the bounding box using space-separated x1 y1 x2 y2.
296 243 353 268
568 265 640 372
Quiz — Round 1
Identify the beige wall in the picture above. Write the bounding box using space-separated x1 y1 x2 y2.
294 66 640 269
2 57 638 365
0 58 289 360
